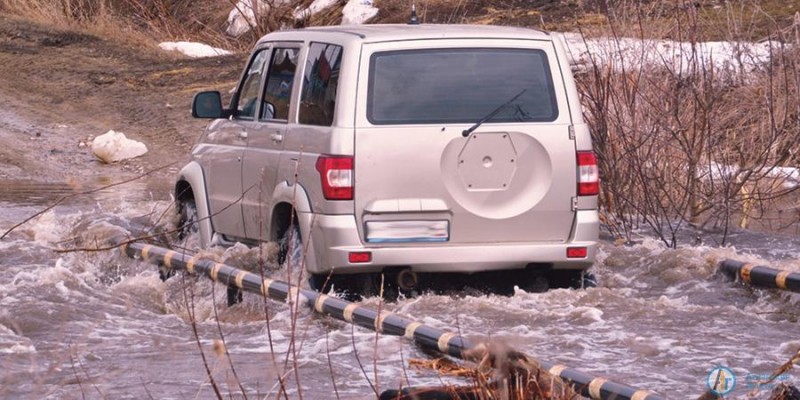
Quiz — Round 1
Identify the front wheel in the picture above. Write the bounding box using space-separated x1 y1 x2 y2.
177 200 199 241
162 200 198 281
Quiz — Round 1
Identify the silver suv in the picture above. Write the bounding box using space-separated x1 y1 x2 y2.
177 24 599 295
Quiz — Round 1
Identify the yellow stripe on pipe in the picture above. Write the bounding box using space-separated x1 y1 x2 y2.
163 250 175 268
186 256 198 274
740 263 754 284
314 294 329 313
548 364 568 377
260 279 274 297
405 322 422 339
141 245 152 260
776 271 790 290
589 378 607 399
375 311 392 332
631 390 654 400
438 332 455 353
235 271 248 288
343 304 358 322
210 263 223 281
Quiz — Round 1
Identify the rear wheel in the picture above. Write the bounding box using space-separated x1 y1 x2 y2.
548 270 597 289
277 223 300 266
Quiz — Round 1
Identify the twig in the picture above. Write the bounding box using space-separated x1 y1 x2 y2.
51 182 259 254
138 376 156 400
350 322 378 396
324 326 341 399
181 274 224 400
68 347 87 400
209 280 249 399
1 162 177 240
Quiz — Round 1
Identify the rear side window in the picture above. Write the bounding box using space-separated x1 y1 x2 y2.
261 47 299 121
368 48 558 125
300 43 343 126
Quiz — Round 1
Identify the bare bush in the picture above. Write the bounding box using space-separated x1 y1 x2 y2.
576 2 800 246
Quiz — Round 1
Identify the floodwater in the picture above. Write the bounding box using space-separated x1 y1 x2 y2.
1 165 799 400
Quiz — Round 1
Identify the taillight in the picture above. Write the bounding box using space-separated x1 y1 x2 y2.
567 247 588 258
316 155 354 200
348 252 371 263
577 151 599 196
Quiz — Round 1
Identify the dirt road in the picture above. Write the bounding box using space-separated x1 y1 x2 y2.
0 15 244 183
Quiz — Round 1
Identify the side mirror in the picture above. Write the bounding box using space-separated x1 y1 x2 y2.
192 91 225 119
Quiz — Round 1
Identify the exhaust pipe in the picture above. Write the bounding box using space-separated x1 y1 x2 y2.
397 268 418 291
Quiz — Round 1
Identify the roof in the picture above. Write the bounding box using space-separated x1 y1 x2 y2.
258 24 552 45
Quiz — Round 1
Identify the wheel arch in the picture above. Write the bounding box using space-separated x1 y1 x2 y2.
175 161 214 248
269 182 319 273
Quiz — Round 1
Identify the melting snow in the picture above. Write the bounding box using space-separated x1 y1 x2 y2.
342 0 378 25
158 41 232 58
561 32 778 75
294 0 339 20
227 0 377 36
91 130 148 163
700 161 800 189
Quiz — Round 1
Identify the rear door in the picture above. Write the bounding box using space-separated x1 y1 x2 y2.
202 48 270 239
241 45 301 240
354 39 577 245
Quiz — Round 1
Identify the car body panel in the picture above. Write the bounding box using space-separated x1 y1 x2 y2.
181 24 599 277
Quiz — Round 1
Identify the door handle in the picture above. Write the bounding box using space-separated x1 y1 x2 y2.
239 131 248 139
271 132 284 142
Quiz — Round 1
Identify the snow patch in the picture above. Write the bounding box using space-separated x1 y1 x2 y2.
226 0 294 37
91 130 148 163
158 42 232 58
699 161 800 189
342 0 378 25
227 0 376 35
561 32 777 76
294 0 338 20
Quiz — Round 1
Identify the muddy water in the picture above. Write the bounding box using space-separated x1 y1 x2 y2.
1 175 799 399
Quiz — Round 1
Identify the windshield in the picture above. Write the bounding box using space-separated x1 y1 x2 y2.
367 48 558 125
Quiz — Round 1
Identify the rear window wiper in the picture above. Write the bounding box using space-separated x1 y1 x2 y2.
461 89 526 137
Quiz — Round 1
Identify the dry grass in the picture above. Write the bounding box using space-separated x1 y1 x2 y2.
576 2 800 245
0 0 238 49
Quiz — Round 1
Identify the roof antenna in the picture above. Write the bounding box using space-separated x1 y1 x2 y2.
408 2 419 25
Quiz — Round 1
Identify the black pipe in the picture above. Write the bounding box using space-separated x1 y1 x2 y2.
719 259 800 294
124 242 665 400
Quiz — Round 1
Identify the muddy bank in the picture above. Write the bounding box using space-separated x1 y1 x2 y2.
0 15 244 183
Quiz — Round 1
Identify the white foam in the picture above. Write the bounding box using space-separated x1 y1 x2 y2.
0 342 36 354
568 306 604 324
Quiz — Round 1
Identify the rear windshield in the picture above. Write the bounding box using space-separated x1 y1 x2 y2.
368 48 558 125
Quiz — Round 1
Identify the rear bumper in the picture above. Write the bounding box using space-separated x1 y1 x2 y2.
301 210 599 275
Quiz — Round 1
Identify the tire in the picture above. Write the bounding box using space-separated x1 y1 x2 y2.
177 200 199 241
162 200 198 282
548 270 597 289
277 223 300 266
309 272 338 293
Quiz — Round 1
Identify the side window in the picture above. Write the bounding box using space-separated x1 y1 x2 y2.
261 47 299 121
235 49 269 119
299 43 343 126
